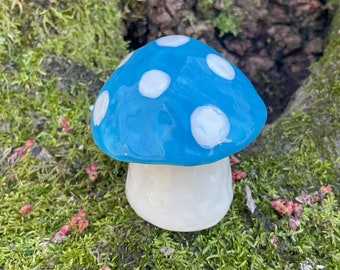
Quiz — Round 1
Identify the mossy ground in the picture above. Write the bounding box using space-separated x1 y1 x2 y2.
0 0 339 269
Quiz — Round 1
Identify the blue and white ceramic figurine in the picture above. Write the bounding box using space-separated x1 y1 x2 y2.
91 35 267 232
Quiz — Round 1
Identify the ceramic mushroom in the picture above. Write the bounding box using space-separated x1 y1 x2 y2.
91 35 267 232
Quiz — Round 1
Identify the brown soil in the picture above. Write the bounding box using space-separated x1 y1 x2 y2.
120 0 331 123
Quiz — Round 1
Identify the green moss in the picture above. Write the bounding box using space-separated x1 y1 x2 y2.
197 0 242 36
0 0 127 74
0 0 339 269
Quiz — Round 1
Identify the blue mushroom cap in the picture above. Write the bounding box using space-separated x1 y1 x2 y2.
91 35 267 166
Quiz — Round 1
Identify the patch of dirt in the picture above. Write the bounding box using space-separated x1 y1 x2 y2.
42 55 103 94
120 0 331 123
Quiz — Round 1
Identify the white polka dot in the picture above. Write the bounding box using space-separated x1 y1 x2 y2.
190 105 231 149
138 70 171 98
93 90 109 126
116 51 134 69
156 35 190 47
206 54 235 80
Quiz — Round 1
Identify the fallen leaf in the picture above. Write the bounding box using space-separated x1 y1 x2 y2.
77 218 89 234
100 266 111 270
245 185 256 214
52 225 70 243
270 236 278 250
160 246 175 256
289 217 300 231
19 204 33 215
25 140 34 148
319 185 332 194
292 202 303 217
59 116 73 132
8 140 35 163
69 209 89 234
230 155 240 165
232 170 247 182
271 198 293 215
295 192 320 206
85 163 99 182
295 185 333 206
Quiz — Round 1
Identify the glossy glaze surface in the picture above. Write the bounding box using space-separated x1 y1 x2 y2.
91 35 267 166
126 157 233 232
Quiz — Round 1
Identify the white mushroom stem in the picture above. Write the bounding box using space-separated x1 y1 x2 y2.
125 157 233 232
